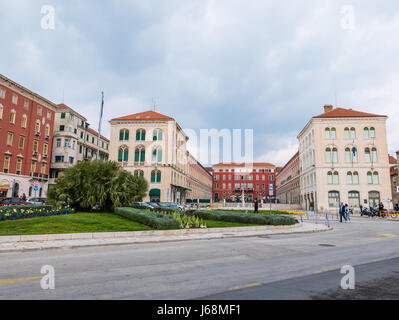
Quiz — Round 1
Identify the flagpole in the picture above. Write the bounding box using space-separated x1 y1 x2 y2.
97 91 104 160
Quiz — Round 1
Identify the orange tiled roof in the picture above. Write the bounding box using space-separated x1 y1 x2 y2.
391 167 398 176
213 162 276 168
314 107 386 119
56 103 87 121
389 155 397 165
111 110 173 121
87 127 110 142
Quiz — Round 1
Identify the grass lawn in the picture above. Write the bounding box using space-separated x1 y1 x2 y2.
203 219 261 228
0 212 152 236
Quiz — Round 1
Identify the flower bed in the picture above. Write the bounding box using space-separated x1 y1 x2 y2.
0 205 76 221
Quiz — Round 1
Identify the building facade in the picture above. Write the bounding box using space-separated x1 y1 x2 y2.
0 74 56 198
276 151 300 204
49 104 109 186
298 105 392 213
211 163 276 203
109 110 211 204
186 152 213 203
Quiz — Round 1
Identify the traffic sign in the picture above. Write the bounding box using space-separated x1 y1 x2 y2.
34 185 39 191
34 180 39 187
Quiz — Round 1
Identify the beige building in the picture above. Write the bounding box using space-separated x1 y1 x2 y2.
49 104 109 186
298 105 392 213
390 153 399 208
276 151 300 205
186 151 213 203
109 110 211 204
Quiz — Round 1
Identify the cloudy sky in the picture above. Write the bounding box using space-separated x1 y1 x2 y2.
1 0 399 166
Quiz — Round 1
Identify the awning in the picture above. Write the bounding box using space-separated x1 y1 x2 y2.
171 184 192 191
149 188 161 196
0 181 10 190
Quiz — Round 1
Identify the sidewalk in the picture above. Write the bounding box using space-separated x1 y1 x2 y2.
0 222 331 253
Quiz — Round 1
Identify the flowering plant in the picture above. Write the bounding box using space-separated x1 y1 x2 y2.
0 205 76 222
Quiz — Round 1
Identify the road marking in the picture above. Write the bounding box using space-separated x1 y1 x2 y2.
229 283 261 291
0 276 41 286
378 234 396 238
315 268 334 274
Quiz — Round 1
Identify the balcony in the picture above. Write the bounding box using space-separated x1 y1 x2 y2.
45 135 50 140
35 131 40 136
32 151 38 156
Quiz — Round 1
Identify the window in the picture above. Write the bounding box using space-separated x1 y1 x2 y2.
64 139 70 148
43 143 48 156
41 162 46 174
45 124 50 137
0 88 5 99
30 160 36 173
33 140 39 152
136 129 146 141
61 112 66 119
35 120 40 134
344 128 350 139
373 172 379 184
364 127 369 139
325 128 330 139
365 148 371 163
370 127 376 138
0 104 3 119
367 172 373 184
372 148 378 163
20 114 27 128
350 128 356 139
153 129 163 141
59 125 65 131
151 147 162 163
332 148 338 163
134 146 145 163
326 148 331 163
79 145 83 154
134 170 144 178
69 113 74 121
24 100 29 110
151 170 161 183
16 158 22 174
19 136 25 149
347 172 353 185
12 94 18 104
118 146 129 162
328 191 340 208
37 106 42 116
69 157 74 164
55 156 64 163
56 139 61 148
7 132 13 146
10 110 16 124
348 191 360 208
353 172 359 184
47 112 51 120
327 172 339 185
3 156 10 173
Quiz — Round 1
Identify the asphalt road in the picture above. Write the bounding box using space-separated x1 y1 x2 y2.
0 217 398 300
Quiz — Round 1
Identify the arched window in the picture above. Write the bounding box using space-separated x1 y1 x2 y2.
370 127 376 138
10 109 16 124
327 171 333 184
328 191 340 208
326 148 332 163
119 129 129 141
118 146 129 162
350 128 356 139
331 128 337 139
353 172 359 184
21 114 27 128
344 128 350 139
152 146 162 163
328 172 339 184
345 148 351 163
348 191 360 208
325 128 331 139
134 145 145 163
134 170 144 178
373 172 379 184
333 171 339 184
153 129 163 141
365 148 371 163
347 172 353 184
151 170 161 183
332 148 338 163
367 172 373 184
364 127 370 139
372 148 378 163
136 129 146 141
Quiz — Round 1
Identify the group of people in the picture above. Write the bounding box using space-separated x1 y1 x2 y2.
339 202 352 223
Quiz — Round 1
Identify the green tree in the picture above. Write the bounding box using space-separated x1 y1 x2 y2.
48 161 148 211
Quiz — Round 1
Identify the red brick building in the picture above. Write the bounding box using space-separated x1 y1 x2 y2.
0 74 57 198
211 163 276 203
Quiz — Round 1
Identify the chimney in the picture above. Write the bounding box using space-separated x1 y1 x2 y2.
324 105 333 113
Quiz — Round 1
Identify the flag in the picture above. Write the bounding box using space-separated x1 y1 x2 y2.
100 91 104 118
352 144 356 157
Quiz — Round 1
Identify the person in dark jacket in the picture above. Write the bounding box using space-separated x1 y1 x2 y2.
339 202 345 223
254 198 259 214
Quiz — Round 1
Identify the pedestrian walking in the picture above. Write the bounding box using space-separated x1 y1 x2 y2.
345 204 351 222
339 202 345 223
254 198 259 214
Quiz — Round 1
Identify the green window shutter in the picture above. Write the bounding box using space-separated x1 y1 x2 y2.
118 151 123 162
124 150 129 162
141 150 145 162
125 131 129 140
153 134 157 141
79 145 82 154
135 151 139 162
119 131 124 141
140 172 144 178
61 113 65 119
151 172 155 183
142 131 146 141
157 172 161 183
136 131 140 140
158 131 163 141
158 150 162 163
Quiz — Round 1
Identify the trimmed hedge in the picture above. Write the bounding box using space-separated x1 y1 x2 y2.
114 207 181 230
193 210 297 226
0 205 76 221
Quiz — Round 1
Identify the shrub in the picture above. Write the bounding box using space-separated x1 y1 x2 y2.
193 210 297 226
114 207 181 230
0 205 76 221
48 160 148 211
